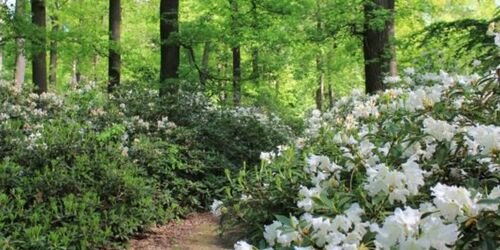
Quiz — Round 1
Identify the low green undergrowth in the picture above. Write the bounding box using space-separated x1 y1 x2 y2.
0 82 291 249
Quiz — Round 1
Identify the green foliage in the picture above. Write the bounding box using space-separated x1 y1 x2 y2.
218 70 500 248
220 147 310 244
0 122 158 249
0 81 292 248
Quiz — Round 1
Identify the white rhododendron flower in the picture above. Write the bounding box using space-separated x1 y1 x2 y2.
364 163 422 204
422 117 456 142
402 158 425 195
210 199 224 217
264 221 283 246
297 186 321 212
373 206 458 250
306 155 331 173
431 183 475 221
384 75 401 84
234 241 253 250
467 125 500 155
260 151 276 164
301 203 369 249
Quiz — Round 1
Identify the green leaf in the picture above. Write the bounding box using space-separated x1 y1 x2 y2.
275 215 291 226
477 198 500 205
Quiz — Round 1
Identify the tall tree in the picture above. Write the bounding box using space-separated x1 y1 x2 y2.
315 55 324 110
362 0 395 94
159 0 180 96
314 0 324 110
14 0 26 89
200 41 211 85
388 4 397 76
31 0 47 94
0 2 5 77
49 12 59 85
230 0 241 106
108 0 121 92
250 0 259 81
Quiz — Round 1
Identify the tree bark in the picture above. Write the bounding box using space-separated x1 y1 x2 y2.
250 0 259 82
108 0 121 92
0 3 3 77
49 14 58 85
31 0 47 94
200 41 211 85
14 0 26 89
0 47 3 76
159 0 180 96
232 46 241 106
71 59 78 86
230 0 241 106
186 47 195 67
315 0 324 110
362 0 395 94
315 56 324 110
388 5 397 76
327 78 334 109
93 54 99 82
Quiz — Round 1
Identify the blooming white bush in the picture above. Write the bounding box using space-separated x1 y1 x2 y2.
226 65 499 249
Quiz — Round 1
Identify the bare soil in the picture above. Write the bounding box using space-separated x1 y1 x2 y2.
129 213 235 250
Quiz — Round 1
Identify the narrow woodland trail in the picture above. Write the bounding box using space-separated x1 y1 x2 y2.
130 213 235 250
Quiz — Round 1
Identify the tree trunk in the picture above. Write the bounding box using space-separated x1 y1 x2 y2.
274 78 279 97
362 0 395 94
250 0 259 82
159 0 180 96
76 61 81 83
93 54 99 82
0 47 3 77
108 0 121 92
315 56 324 110
230 0 241 106
71 59 77 86
31 0 47 94
232 46 241 106
315 0 324 110
186 48 195 67
200 41 211 85
0 3 3 77
327 79 334 109
49 15 58 85
218 62 227 104
388 6 397 76
14 0 26 89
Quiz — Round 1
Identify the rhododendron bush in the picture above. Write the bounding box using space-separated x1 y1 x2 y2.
219 68 499 249
0 82 291 248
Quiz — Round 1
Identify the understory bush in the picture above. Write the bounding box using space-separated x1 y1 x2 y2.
218 67 500 249
0 81 291 249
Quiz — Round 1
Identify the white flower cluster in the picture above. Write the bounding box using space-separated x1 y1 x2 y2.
372 206 458 250
305 109 323 138
210 199 224 217
422 117 456 142
232 67 499 250
365 158 425 204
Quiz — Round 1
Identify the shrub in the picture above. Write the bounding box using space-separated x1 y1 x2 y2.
219 68 500 249
0 80 292 249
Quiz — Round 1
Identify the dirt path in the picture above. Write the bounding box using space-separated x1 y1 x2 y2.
129 213 234 250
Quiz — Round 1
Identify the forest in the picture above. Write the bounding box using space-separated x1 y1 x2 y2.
0 0 499 249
